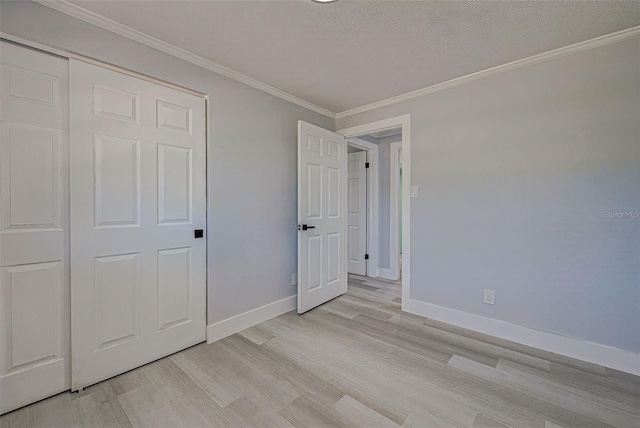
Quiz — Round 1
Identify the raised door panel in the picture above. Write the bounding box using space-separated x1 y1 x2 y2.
308 134 322 156
94 85 139 123
157 248 191 330
307 164 322 220
1 262 63 373
9 67 59 106
94 135 140 228
327 233 340 285
158 144 191 225
1 124 62 230
348 226 360 262
1 63 63 130
327 167 340 219
348 178 360 214
94 254 139 350
307 235 322 293
327 141 341 160
157 100 191 134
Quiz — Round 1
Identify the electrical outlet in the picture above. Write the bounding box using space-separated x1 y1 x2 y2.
484 289 495 305
292 273 298 286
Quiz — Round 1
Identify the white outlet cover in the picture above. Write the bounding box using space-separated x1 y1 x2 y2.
410 185 419 197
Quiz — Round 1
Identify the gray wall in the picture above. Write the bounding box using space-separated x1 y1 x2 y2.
337 37 640 353
1 1 334 324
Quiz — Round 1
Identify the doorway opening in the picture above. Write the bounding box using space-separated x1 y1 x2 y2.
338 115 411 307
346 137 379 277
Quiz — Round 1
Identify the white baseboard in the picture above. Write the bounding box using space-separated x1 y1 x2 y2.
403 298 640 376
377 268 399 281
207 295 296 344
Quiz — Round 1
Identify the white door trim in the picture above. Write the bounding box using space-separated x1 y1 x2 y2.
387 141 402 281
346 137 379 278
337 114 411 307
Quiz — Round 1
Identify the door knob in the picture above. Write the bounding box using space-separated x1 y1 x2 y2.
298 224 315 231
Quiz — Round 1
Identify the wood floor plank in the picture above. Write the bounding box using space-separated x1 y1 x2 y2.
552 362 640 397
449 355 636 428
71 383 132 428
350 313 499 367
278 395 358 428
501 359 640 415
349 282 380 292
334 395 399 427
108 367 151 397
117 384 184 428
143 357 235 427
223 395 296 428
472 413 511 428
416 322 551 371
402 410 463 428
238 325 276 345
262 327 413 424
422 317 609 377
1 393 77 428
170 345 243 407
217 334 346 407
197 338 301 412
319 299 362 319
606 367 640 386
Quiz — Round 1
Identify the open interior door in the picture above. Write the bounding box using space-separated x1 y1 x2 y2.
297 121 347 314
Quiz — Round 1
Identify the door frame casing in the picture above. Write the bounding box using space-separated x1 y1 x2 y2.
337 114 411 307
346 137 379 278
387 141 402 281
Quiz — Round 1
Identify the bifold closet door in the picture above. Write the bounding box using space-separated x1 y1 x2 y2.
69 60 206 391
0 42 70 414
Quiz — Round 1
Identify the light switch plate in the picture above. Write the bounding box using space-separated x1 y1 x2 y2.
410 185 419 197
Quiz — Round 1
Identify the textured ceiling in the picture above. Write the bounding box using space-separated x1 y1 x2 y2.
67 0 640 113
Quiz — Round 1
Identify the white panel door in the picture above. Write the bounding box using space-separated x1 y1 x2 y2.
347 151 367 276
0 42 70 414
70 60 206 390
297 121 347 314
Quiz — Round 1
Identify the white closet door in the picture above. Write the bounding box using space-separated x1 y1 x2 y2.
69 60 206 390
347 151 367 276
0 42 70 414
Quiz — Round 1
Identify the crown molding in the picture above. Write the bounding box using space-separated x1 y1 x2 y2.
335 25 640 120
28 1 640 122
33 0 335 118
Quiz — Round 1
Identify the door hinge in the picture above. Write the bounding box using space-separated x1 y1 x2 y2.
364 254 369 260
365 162 370 169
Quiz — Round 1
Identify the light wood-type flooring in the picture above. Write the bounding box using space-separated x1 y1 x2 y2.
2 275 639 428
